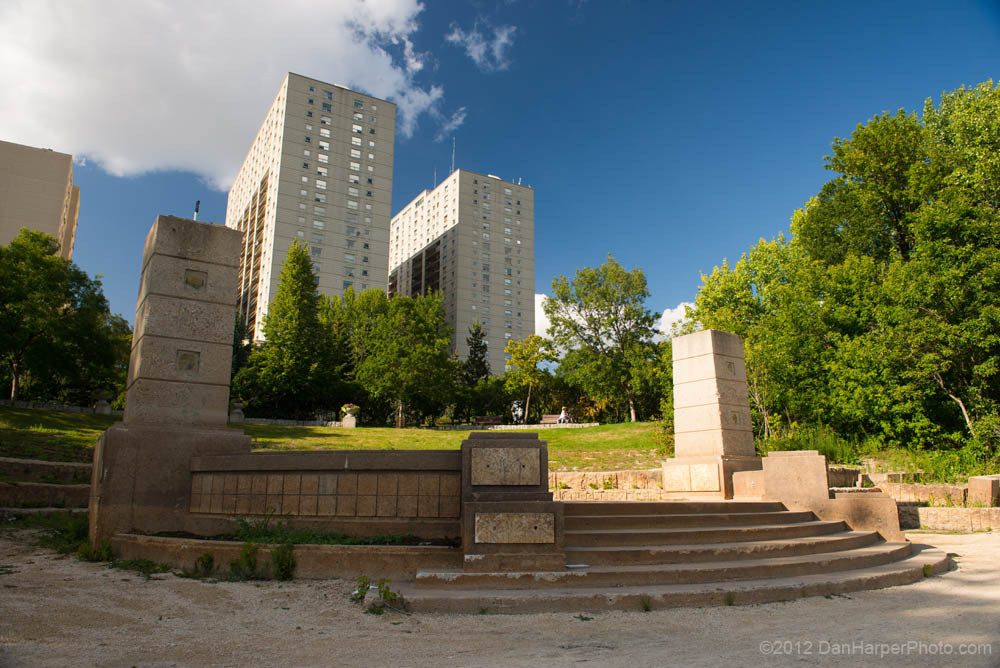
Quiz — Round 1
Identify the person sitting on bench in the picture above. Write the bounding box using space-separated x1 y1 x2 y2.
558 406 568 423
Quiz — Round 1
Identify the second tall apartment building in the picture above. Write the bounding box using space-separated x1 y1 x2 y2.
389 170 534 373
226 73 395 340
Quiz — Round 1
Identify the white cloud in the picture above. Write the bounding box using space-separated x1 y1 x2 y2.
0 0 453 190
434 106 467 142
445 21 517 72
535 293 551 337
657 302 694 339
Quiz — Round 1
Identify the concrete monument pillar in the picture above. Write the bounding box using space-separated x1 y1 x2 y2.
662 329 762 498
89 216 252 544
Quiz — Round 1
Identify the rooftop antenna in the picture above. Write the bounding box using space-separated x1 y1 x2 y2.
451 136 456 174
193 200 200 221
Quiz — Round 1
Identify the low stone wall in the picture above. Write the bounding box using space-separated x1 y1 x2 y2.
0 481 89 508
549 469 662 491
236 417 343 427
113 534 462 579
0 399 122 416
879 482 967 506
900 506 1000 532
489 422 599 431
554 488 665 501
827 466 860 488
0 457 91 483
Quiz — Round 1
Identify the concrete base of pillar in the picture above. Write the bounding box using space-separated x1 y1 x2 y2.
661 455 762 499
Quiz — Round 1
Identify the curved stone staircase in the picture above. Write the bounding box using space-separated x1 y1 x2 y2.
398 501 950 614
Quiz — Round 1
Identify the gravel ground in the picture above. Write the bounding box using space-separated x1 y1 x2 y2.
1 530 997 668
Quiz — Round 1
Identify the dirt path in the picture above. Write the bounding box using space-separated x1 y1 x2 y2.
1 531 997 668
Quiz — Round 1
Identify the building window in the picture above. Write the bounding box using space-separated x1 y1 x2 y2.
362 256 369 263
312 220 325 229
315 179 327 190
301 176 309 183
345 267 355 277
350 162 360 171
352 136 362 146
352 124 363 133
304 136 311 143
302 162 310 169
303 149 311 157
321 115 331 125
321 103 331 112
347 200 358 210
307 98 314 105
354 99 364 108
318 154 328 163
353 112 363 121
320 128 330 138
349 173 360 183
351 149 361 158
348 187 359 196
317 166 327 177
313 263 321 272
311 233 323 243
311 247 322 257
323 90 333 100
315 193 327 203
306 110 313 118
343 280 353 289
346 240 355 249
345 253 356 262
300 189 308 197
319 141 330 151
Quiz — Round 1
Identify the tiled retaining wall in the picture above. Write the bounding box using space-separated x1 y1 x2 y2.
879 482 967 506
188 451 461 525
898 505 1000 531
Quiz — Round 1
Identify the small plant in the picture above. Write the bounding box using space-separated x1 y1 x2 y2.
923 564 932 577
111 558 171 580
724 592 736 606
602 477 615 490
588 482 599 490
229 542 265 580
271 543 296 581
78 539 113 562
575 614 593 621
178 552 216 579
478 606 490 615
639 595 652 612
350 575 371 602
556 481 570 490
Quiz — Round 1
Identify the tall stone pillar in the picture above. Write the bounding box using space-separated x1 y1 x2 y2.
89 216 252 544
662 329 761 499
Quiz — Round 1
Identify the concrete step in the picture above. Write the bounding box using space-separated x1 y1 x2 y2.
561 501 786 516
415 542 910 590
398 545 951 613
563 530 882 565
565 510 816 531
565 519 848 547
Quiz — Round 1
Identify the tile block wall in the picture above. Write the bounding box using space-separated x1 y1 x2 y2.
189 471 461 519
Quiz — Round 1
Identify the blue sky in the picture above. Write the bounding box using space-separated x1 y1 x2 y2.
2 1 998 333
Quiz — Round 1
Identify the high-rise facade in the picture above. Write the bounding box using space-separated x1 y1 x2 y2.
226 73 396 340
389 169 534 374
0 140 79 259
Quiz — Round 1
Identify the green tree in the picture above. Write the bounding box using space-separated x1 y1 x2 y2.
543 254 659 422
354 293 454 427
0 229 130 403
233 242 345 419
504 334 555 424
455 321 491 422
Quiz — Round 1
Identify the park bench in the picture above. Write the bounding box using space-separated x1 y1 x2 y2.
473 415 502 426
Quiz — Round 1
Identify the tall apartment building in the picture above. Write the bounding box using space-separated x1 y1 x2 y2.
0 140 80 259
226 73 395 340
389 169 534 374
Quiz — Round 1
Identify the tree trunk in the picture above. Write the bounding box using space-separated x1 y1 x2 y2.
933 372 975 438
628 396 637 423
524 384 533 425
9 358 20 401
395 400 405 429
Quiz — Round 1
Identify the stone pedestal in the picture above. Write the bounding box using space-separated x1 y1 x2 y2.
342 415 357 428
663 329 761 498
968 475 1000 507
90 216 251 544
460 432 564 572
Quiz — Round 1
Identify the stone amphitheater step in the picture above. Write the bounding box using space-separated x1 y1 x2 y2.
564 530 882 565
415 542 911 589
565 510 817 530
565 519 850 547
397 546 951 614
561 501 786 516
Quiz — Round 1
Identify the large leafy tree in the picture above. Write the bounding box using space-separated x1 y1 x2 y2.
455 321 492 422
543 254 659 422
0 229 130 403
504 334 555 424
354 292 455 427
692 80 1000 453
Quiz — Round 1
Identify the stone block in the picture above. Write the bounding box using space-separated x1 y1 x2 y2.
733 469 765 497
674 377 750 409
127 336 232 387
673 352 747 385
470 447 540 485
316 495 336 516
418 495 439 517
356 495 376 517
133 294 236 348
300 474 319 495
376 495 397 517
397 473 419 496
336 495 356 516
475 512 555 544
968 475 1000 507
671 329 745 361
141 216 242 271
123 378 231 428
136 253 240 309
762 451 831 506
397 495 418 517
661 455 762 499
675 404 753 434
299 495 317 516
357 473 378 496
673 429 755 458
418 474 440 496
337 473 357 495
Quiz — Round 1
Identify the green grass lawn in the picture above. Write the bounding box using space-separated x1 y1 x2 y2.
0 406 666 471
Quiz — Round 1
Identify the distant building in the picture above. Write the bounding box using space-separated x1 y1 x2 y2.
0 140 80 259
225 72 396 340
389 169 535 373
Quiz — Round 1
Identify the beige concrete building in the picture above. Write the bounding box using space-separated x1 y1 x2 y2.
0 140 79 259
389 169 534 373
225 73 396 340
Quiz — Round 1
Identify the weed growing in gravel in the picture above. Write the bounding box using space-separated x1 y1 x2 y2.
639 596 652 612
78 539 112 562
351 575 406 614
271 543 296 581
112 558 171 580
178 552 216 579
229 542 266 580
